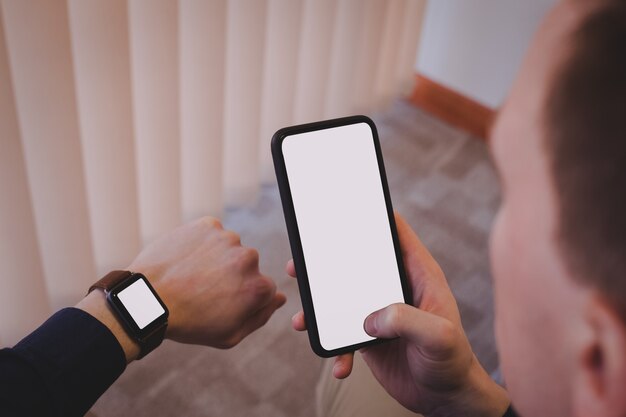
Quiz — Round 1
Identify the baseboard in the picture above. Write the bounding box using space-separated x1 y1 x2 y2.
408 74 495 140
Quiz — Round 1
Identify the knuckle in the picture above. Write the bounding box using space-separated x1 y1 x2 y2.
223 230 241 245
433 319 458 352
251 276 276 300
386 304 405 329
235 247 259 271
222 332 243 349
197 216 222 230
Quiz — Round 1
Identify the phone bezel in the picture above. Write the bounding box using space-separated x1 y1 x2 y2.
271 115 413 358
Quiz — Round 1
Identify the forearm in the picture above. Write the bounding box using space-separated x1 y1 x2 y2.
76 289 140 363
0 308 127 417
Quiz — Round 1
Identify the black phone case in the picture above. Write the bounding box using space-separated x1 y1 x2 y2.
271 115 413 357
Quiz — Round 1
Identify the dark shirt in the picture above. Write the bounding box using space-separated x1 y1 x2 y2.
0 308 126 417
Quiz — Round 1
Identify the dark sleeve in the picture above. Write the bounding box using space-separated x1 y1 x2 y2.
503 405 519 417
0 308 127 417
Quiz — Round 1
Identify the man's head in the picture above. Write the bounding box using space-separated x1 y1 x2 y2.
489 1 626 417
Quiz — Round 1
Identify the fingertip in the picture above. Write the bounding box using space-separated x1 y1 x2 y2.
291 311 306 331
285 259 296 277
275 292 287 308
332 355 353 379
332 362 345 379
363 311 379 337
394 211 407 230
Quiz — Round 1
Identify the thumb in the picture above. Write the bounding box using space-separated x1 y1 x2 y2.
364 303 458 354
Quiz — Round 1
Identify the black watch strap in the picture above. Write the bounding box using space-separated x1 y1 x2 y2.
88 270 133 294
89 270 167 359
136 320 167 359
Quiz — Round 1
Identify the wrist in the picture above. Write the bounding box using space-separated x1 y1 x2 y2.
465 361 510 417
76 290 141 363
431 356 510 417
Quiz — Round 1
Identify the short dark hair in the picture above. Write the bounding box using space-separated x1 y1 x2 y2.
546 1 626 316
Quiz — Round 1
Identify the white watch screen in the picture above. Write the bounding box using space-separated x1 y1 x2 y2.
117 279 165 329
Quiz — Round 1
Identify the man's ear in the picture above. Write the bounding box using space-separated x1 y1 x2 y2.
573 294 626 417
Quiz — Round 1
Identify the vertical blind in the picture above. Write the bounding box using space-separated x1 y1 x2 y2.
0 0 426 345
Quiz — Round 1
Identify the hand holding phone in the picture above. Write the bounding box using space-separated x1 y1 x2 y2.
272 116 412 357
286 214 510 417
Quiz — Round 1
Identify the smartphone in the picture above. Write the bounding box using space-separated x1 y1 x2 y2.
272 115 412 357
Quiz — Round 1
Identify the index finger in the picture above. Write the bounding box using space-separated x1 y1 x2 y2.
394 212 447 285
394 212 433 262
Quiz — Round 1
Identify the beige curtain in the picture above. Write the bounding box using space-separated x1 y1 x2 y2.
0 0 426 345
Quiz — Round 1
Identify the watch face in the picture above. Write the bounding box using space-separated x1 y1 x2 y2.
107 274 168 337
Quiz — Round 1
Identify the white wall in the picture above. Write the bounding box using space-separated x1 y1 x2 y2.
416 0 556 108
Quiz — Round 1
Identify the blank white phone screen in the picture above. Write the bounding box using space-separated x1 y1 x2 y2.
118 279 165 329
282 122 405 351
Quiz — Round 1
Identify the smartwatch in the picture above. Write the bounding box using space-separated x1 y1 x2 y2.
89 270 169 359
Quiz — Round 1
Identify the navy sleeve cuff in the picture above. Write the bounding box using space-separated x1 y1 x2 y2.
7 307 127 417
503 405 518 417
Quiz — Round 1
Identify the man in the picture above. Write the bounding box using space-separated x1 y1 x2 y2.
288 1 626 417
2 1 625 417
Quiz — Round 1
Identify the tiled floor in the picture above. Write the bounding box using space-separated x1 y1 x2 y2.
91 100 501 417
